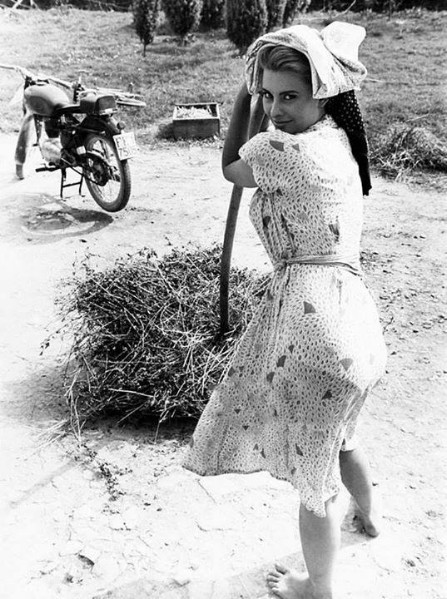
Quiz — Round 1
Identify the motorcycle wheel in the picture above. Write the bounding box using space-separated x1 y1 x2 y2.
83 132 131 212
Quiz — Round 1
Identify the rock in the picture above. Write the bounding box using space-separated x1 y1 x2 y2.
71 524 102 543
196 506 242 532
37 560 58 575
74 504 95 520
51 507 68 522
109 514 125 530
184 579 215 598
59 540 83 556
209 578 233 598
198 475 240 500
172 569 192 586
123 505 146 529
79 545 101 564
156 471 191 491
92 554 123 581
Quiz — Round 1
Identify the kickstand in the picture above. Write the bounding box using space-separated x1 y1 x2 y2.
59 168 84 199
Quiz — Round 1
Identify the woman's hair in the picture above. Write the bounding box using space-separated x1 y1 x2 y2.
257 45 312 87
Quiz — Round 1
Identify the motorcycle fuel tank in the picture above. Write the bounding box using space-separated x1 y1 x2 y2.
24 83 70 117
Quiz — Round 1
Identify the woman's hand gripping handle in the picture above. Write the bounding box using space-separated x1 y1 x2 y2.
222 83 266 188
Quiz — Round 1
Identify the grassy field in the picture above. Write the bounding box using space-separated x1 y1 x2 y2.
0 7 445 174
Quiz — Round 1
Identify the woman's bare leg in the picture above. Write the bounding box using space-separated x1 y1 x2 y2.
267 495 340 599
15 110 34 179
299 496 340 597
339 447 380 537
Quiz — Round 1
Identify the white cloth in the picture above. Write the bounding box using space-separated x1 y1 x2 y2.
245 21 367 99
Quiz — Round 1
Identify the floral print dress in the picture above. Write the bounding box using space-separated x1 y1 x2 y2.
183 116 387 517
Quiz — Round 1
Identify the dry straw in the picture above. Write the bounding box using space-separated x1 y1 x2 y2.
55 245 267 427
372 124 447 179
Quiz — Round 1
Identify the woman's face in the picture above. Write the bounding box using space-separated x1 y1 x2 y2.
260 68 325 134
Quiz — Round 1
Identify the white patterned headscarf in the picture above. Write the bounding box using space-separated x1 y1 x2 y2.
244 21 372 196
245 21 367 99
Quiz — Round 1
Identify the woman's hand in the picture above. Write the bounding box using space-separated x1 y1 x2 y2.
222 83 251 168
223 157 257 188
222 83 261 188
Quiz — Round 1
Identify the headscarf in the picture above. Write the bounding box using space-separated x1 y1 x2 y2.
245 22 372 196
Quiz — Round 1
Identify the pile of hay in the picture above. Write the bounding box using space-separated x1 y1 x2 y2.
371 124 447 179
57 245 266 425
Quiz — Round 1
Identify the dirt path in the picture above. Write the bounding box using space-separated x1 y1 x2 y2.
0 135 446 599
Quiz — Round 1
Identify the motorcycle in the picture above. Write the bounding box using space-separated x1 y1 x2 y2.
1 64 146 212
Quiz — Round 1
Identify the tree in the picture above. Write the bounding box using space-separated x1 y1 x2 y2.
201 0 225 29
265 0 287 30
282 0 310 27
226 0 267 55
134 0 160 56
162 0 203 40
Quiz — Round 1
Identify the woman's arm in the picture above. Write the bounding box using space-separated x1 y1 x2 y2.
222 83 258 188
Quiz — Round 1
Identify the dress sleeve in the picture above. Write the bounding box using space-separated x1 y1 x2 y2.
238 133 266 169
239 131 302 193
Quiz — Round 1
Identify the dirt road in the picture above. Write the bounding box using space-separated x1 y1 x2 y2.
0 135 446 599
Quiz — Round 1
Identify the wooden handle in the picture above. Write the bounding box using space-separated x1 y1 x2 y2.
219 96 267 335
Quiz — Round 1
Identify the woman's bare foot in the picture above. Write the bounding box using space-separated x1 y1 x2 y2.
266 564 332 599
339 448 381 538
355 505 381 537
15 164 24 180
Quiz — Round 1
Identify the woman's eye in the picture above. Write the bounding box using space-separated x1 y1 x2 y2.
284 94 298 101
260 90 272 100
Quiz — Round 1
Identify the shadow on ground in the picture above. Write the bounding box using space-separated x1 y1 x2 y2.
2 192 114 244
19 199 114 244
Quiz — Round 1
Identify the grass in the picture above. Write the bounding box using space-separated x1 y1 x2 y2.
0 6 446 176
371 124 447 178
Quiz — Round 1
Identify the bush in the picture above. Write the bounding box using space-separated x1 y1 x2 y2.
133 0 160 55
226 0 268 55
200 0 225 29
371 124 447 179
307 0 447 11
162 0 203 38
266 0 287 29
16 0 135 9
282 0 310 26
55 246 266 425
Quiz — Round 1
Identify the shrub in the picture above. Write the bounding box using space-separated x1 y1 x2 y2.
200 0 225 29
307 0 447 11
54 245 266 425
19 0 135 9
266 0 287 30
226 0 268 55
133 0 160 55
282 0 310 27
371 124 447 179
162 0 203 39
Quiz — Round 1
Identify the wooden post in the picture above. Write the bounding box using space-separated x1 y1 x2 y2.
219 184 243 335
219 95 267 335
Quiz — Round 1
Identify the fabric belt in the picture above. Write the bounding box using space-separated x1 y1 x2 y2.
273 253 361 276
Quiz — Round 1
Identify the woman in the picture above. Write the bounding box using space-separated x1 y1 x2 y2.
184 22 387 599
